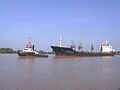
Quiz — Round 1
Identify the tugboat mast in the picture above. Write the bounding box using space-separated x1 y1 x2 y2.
106 40 108 45
29 37 31 47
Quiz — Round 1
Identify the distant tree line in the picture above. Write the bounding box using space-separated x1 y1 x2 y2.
115 51 120 55
0 48 54 54
0 48 16 53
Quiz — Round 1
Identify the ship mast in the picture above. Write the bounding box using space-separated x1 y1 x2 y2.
71 40 76 50
71 40 74 49
78 42 82 52
106 40 108 45
60 36 62 48
91 43 94 52
29 37 31 47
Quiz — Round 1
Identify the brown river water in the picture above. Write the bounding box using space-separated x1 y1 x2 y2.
0 54 120 90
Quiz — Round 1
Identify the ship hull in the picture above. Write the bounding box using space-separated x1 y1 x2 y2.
51 46 115 57
17 50 48 58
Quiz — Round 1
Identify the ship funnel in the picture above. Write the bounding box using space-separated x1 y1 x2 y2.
33 45 35 51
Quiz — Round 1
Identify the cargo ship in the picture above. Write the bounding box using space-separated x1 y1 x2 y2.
18 37 48 58
51 36 115 57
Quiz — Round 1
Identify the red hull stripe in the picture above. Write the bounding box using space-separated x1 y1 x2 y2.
55 55 112 57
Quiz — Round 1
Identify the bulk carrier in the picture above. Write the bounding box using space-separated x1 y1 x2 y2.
51 36 115 57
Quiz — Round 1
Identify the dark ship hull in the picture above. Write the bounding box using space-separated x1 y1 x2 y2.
18 50 48 58
51 46 115 57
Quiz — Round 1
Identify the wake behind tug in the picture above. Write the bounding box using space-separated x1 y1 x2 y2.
18 37 48 58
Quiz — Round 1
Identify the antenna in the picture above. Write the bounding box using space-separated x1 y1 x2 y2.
60 36 62 47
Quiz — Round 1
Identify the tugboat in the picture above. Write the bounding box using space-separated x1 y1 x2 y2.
51 36 115 57
18 37 48 58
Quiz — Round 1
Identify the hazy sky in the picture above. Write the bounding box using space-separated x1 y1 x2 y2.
0 0 120 51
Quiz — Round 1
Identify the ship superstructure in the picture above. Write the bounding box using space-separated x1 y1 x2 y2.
22 37 39 54
100 41 115 52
